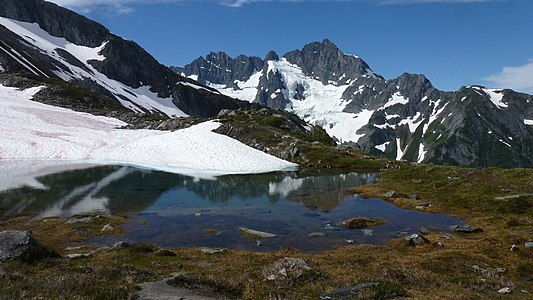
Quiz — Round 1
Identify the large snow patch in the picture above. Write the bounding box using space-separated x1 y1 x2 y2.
0 85 297 176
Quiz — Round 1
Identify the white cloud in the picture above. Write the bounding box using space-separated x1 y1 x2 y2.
48 1 186 14
48 0 505 12
379 0 504 4
484 60 533 94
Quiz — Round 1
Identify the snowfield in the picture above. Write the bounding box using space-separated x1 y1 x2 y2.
0 85 298 178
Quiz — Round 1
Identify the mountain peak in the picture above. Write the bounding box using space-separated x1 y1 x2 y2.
264 50 279 61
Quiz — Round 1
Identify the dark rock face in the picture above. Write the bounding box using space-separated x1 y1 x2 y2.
171 52 264 86
255 66 288 110
91 36 178 98
172 84 260 118
0 0 109 47
284 39 382 85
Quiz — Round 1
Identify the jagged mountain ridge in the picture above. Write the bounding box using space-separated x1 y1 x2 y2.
174 40 533 168
0 0 254 118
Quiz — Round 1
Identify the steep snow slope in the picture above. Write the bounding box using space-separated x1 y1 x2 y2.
0 16 186 118
0 85 297 176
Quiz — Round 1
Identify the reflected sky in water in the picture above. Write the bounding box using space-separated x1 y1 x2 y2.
0 163 462 252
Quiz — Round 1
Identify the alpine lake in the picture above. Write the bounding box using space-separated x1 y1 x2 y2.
0 162 463 252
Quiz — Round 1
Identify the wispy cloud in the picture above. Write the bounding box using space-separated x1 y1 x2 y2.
48 0 506 13
378 0 504 4
484 60 533 94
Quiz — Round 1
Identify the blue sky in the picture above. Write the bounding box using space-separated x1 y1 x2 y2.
49 0 533 93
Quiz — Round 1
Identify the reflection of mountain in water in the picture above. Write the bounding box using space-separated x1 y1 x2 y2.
270 173 378 211
0 164 377 219
164 172 377 211
0 166 181 219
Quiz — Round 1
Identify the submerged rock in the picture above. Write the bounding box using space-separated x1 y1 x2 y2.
239 227 276 238
341 218 384 229
418 226 431 235
451 224 483 233
308 232 327 237
0 230 53 262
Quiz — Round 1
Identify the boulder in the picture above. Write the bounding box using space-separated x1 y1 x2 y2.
263 257 315 281
415 202 433 209
0 230 53 262
405 234 430 246
451 224 483 233
384 191 395 198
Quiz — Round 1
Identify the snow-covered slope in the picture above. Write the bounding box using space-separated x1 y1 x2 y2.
0 85 297 176
0 16 184 118
176 40 533 168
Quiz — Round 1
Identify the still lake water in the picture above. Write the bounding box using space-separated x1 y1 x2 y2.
0 163 462 252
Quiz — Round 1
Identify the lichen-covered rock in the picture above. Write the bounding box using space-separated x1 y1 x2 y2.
263 257 316 282
0 230 52 262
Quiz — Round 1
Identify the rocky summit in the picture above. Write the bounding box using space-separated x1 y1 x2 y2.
175 39 533 168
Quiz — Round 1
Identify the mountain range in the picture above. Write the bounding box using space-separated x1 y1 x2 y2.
1 0 532 168
173 40 533 168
